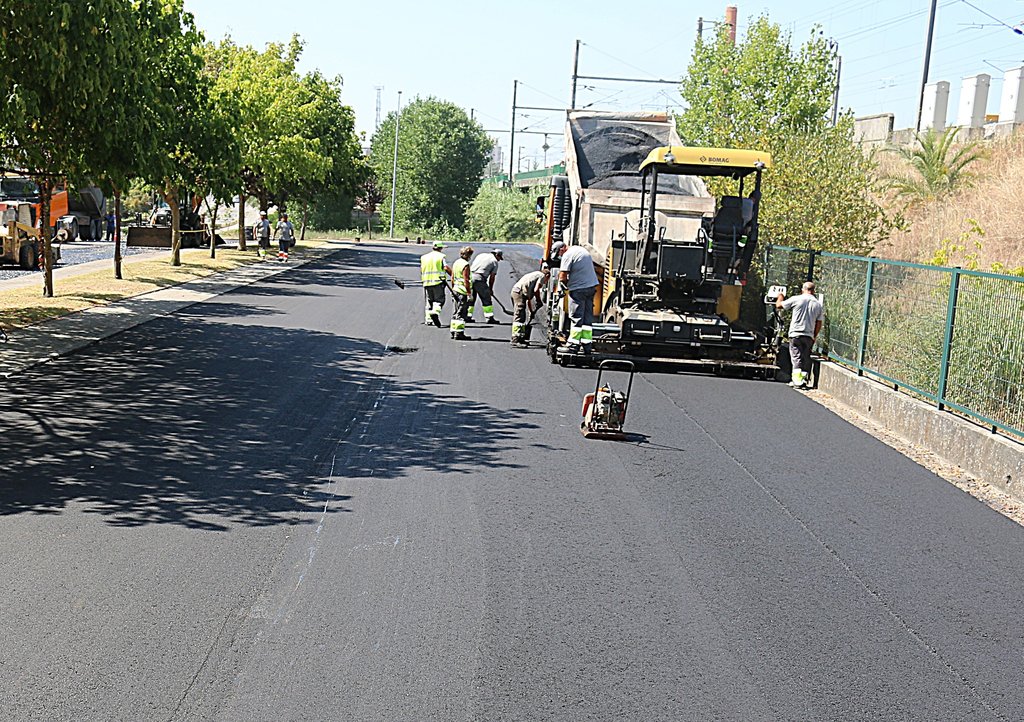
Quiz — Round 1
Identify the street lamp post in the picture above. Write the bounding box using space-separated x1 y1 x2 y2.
389 90 402 239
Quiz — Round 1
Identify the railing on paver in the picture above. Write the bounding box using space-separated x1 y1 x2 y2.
764 245 1024 440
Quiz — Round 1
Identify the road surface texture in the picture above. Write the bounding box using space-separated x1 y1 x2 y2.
2 243 1023 721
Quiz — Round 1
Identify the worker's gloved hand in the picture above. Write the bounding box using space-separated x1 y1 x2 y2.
557 281 568 294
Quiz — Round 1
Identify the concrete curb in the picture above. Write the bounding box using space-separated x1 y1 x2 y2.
818 361 1024 500
0 241 349 379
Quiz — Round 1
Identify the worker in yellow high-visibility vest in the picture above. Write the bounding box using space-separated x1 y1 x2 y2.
420 241 451 327
449 246 474 340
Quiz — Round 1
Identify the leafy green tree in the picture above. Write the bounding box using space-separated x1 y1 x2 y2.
466 184 542 242
678 16 897 253
0 0 138 295
369 97 490 232
888 127 985 202
133 3 210 266
284 70 367 239
94 0 197 278
204 36 332 249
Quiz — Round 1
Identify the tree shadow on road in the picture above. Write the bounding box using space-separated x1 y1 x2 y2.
0 302 538 531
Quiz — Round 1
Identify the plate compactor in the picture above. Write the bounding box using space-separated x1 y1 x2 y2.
581 360 635 440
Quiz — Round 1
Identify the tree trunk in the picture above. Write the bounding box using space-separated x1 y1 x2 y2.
167 189 181 267
367 218 372 240
300 200 308 241
208 200 219 259
39 178 54 298
114 188 123 280
237 191 247 251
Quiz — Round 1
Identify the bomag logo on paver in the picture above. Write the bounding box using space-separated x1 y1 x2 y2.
704 156 731 163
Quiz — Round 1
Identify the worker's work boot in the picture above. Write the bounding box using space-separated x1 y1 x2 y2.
430 314 442 328
453 331 469 341
486 317 500 325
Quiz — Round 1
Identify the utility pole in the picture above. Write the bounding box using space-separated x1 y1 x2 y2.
509 79 518 181
570 39 580 109
374 86 383 130
389 90 401 239
916 0 939 131
697 17 703 42
830 40 842 126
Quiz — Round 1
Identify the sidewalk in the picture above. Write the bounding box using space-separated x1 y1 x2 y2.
0 240 349 379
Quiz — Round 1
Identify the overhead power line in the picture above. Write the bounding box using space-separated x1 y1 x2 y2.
958 0 1024 35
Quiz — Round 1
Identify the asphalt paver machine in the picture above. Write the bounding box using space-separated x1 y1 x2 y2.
554 145 781 375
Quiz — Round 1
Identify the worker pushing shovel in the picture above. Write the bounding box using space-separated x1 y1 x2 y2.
467 248 504 324
510 265 549 347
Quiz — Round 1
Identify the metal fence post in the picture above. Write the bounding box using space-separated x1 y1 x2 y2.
807 250 817 282
936 268 961 411
857 259 875 373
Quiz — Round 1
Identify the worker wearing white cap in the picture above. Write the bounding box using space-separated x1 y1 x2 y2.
420 240 451 327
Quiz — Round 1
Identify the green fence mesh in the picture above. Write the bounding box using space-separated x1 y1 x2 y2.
767 246 1024 438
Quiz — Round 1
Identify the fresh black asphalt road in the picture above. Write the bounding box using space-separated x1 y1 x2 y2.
2 243 1023 721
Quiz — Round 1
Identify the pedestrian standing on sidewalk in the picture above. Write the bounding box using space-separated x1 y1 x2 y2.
275 212 295 261
254 210 271 258
510 265 549 346
420 240 452 327
449 246 474 340
104 212 115 241
776 281 824 389
468 248 503 324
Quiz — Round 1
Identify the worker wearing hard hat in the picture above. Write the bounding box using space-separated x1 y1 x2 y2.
420 240 452 327
449 246 474 340
552 241 599 353
510 264 550 346
468 248 503 324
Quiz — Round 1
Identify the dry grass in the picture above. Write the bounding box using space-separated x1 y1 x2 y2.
874 132 1024 270
0 240 333 329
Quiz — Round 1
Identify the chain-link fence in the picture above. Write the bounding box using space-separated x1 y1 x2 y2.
767 246 1024 439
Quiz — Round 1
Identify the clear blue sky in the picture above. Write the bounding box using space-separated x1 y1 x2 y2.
184 0 1024 170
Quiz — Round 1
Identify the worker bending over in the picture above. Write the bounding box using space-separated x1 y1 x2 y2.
468 248 503 324
552 241 599 353
776 281 824 389
450 246 474 340
420 241 451 327
510 265 549 347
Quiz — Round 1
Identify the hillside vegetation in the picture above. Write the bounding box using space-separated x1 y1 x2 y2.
876 131 1024 274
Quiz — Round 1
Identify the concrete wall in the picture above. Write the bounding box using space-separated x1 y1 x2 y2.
853 114 894 147
818 362 1024 500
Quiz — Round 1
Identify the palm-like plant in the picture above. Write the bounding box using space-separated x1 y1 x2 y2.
888 127 986 202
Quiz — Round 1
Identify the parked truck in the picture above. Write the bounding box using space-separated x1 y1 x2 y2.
543 111 782 376
0 175 106 242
